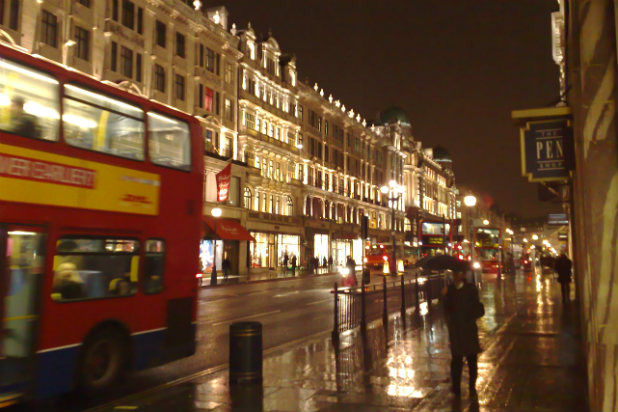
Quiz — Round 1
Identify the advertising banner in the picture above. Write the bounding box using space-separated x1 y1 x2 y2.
215 163 231 202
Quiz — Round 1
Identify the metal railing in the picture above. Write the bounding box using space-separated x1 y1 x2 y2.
332 271 447 339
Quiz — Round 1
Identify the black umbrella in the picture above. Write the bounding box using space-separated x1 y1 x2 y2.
415 254 471 272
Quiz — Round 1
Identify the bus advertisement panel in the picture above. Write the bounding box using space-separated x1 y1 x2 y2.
0 44 203 404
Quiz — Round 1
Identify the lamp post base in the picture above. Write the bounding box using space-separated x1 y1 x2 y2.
211 268 218 286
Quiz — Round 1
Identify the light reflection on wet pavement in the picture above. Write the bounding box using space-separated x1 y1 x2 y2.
92 272 587 412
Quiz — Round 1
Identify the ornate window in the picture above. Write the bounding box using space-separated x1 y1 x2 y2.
243 187 252 209
287 196 293 216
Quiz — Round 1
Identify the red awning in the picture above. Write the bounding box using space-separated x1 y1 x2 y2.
203 217 255 241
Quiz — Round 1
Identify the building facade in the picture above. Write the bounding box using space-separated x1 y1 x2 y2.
3 0 459 278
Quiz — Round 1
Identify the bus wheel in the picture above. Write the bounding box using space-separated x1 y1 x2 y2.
78 328 126 391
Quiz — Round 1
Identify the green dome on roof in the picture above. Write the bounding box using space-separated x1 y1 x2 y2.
433 145 452 162
380 107 411 127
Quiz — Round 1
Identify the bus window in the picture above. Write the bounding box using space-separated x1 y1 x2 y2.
143 239 165 294
0 57 59 140
62 84 145 160
52 237 139 301
148 112 191 170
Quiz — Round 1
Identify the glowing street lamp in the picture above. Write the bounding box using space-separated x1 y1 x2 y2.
463 195 477 207
483 219 489 226
210 207 222 286
532 234 539 241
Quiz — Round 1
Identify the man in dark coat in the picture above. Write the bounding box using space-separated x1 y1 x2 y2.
442 270 484 397
554 253 572 303
290 255 297 275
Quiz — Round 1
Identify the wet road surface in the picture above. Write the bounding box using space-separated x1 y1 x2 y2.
77 271 587 412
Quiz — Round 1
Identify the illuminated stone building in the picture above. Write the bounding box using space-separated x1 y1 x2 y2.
2 1 452 277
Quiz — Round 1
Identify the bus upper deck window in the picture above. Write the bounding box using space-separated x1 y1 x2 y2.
148 112 191 171
62 84 145 160
0 57 59 141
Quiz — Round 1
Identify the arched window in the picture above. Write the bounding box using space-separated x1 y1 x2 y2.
243 187 252 209
287 196 293 216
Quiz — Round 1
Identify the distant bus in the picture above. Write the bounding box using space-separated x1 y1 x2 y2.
419 220 452 257
474 227 502 273
0 43 203 404
364 243 415 273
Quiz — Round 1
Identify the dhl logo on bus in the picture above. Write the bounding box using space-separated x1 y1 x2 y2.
0 143 159 215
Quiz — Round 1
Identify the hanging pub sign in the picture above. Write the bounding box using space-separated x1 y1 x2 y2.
512 106 574 183
215 163 232 202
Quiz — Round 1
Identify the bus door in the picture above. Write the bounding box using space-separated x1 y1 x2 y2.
0 225 44 400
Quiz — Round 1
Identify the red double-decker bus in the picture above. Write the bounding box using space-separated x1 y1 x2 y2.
474 227 502 273
419 220 452 257
0 44 203 405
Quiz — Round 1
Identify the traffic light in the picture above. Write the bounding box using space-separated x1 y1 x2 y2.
361 215 369 239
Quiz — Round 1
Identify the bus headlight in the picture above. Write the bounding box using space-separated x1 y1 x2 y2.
472 262 481 270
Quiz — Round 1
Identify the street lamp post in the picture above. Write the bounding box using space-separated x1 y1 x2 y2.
381 181 403 275
463 195 477 261
381 181 404 320
210 207 222 286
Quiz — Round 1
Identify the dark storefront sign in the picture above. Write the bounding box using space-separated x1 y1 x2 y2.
520 118 574 182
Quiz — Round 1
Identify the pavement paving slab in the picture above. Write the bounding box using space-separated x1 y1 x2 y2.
86 272 588 412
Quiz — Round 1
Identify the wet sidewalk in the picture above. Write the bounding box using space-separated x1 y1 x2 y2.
99 272 588 412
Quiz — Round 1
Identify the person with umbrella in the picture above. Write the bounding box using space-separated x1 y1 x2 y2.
441 268 485 397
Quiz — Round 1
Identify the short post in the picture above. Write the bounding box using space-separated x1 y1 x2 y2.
361 274 367 336
414 270 421 318
382 276 388 330
332 282 339 342
425 274 433 315
400 271 406 321
229 322 262 384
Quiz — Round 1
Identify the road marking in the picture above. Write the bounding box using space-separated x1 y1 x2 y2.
306 298 332 306
211 309 281 327
274 290 300 298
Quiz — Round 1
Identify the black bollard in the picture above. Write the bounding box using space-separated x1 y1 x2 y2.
229 322 262 384
230 382 264 412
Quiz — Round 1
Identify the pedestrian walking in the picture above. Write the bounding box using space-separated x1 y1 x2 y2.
441 269 484 397
554 252 572 303
328 255 333 271
322 256 327 269
283 253 289 274
291 255 297 275
222 256 231 281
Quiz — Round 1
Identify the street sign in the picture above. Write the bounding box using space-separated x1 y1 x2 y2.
520 118 574 182
548 213 568 225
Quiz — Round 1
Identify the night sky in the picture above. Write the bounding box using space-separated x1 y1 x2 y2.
216 0 562 218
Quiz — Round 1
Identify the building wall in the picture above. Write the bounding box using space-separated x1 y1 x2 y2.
568 2 618 411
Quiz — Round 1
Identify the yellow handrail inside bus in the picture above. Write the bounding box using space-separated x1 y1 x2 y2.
95 110 110 150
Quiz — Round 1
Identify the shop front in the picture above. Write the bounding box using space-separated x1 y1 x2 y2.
249 232 301 270
202 217 254 276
